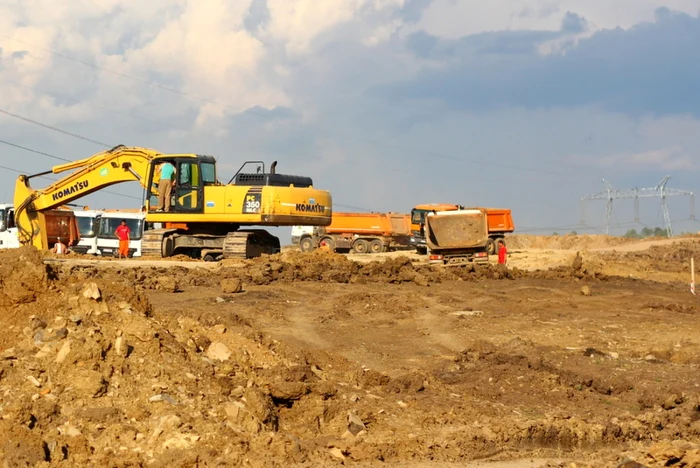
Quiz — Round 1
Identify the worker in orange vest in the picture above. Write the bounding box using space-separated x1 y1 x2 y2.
497 240 507 265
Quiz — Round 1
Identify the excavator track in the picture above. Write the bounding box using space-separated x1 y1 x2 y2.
222 230 281 260
222 232 252 259
141 228 177 258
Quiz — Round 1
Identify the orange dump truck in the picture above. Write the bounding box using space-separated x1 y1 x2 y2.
410 204 515 255
292 212 412 254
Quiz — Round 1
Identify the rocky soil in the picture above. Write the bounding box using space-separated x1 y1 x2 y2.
1 240 700 467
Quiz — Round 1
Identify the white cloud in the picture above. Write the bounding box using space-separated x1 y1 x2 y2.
413 0 700 39
590 147 695 171
263 0 406 54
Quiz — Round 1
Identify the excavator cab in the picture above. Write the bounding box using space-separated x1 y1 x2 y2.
145 156 218 213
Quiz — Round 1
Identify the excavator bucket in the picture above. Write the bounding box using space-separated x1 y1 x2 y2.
425 209 489 250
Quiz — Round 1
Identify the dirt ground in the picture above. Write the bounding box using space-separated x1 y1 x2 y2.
2 234 700 467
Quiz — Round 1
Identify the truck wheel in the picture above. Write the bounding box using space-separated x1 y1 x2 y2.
369 239 384 254
486 238 496 255
352 239 369 254
300 237 314 252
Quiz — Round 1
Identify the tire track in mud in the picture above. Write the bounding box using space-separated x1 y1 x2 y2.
414 295 474 354
273 303 330 350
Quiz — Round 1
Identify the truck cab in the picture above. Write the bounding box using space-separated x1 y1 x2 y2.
97 212 145 258
0 204 20 249
291 225 315 246
72 210 104 255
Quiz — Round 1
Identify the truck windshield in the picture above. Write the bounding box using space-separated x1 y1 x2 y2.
76 216 97 238
411 210 428 225
201 162 216 185
0 209 5 232
98 218 144 240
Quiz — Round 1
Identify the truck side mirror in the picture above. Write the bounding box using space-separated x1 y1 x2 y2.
0 221 5 232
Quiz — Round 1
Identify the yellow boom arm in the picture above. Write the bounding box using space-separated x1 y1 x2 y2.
14 145 163 248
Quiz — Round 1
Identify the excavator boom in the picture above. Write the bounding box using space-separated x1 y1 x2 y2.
14 145 163 248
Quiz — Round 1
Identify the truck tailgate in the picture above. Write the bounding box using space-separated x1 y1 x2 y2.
426 209 489 250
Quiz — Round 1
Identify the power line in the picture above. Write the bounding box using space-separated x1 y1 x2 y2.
0 137 371 209
516 217 700 234
2 79 516 185
1 35 591 179
0 80 567 185
0 108 109 147
0 146 141 201
0 78 318 161
0 110 394 211
0 106 589 217
0 138 71 162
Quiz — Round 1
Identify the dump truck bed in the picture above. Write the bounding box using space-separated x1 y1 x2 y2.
426 209 489 250
323 212 411 237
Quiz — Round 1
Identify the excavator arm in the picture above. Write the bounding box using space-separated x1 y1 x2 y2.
14 144 163 248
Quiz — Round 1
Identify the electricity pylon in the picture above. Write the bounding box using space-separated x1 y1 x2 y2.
580 176 694 236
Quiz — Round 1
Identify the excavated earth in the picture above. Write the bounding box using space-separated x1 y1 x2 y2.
2 241 700 467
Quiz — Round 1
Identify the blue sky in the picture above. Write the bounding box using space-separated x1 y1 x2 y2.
1 0 699 237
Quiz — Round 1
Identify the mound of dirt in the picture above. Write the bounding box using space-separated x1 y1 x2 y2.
4 247 700 466
604 240 700 274
0 246 50 306
507 234 635 251
0 248 562 466
55 250 614 301
0 248 413 465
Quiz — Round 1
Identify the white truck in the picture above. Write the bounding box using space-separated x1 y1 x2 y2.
0 204 20 249
72 209 104 255
96 211 145 258
291 225 315 245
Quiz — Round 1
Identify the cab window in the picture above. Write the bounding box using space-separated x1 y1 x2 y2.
201 162 216 185
178 162 200 187
411 210 427 224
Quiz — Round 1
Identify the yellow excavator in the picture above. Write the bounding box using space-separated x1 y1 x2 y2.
14 145 332 260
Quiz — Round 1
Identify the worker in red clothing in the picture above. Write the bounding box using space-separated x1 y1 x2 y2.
497 239 507 265
115 219 131 259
